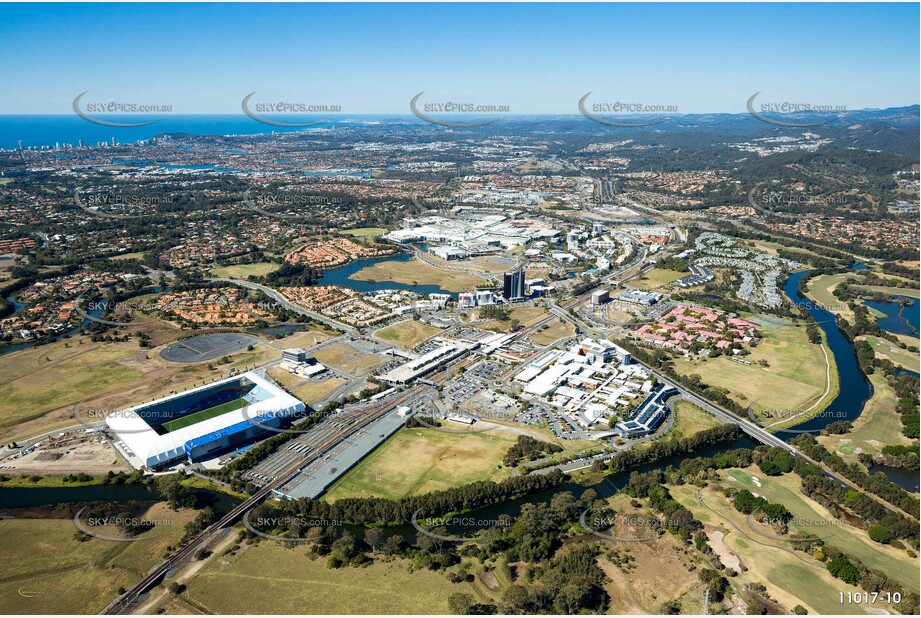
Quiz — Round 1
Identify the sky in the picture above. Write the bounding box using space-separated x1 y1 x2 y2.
0 2 917 115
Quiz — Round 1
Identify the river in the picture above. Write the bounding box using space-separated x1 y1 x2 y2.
0 481 240 513
780 271 873 434
783 271 920 493
0 436 758 541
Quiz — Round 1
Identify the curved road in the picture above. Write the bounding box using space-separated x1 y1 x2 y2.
207 277 355 335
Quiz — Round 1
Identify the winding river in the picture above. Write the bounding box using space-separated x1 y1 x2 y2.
780 271 874 435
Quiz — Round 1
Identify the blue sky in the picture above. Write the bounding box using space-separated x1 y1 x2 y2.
0 3 917 114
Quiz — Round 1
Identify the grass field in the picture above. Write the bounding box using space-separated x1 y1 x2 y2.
862 335 920 372
626 268 685 291
672 319 834 422
110 251 146 261
819 372 914 461
349 257 486 293
853 285 920 299
374 320 441 348
273 327 336 350
210 262 280 279
291 378 345 406
668 399 723 439
806 273 859 319
183 541 473 614
0 503 193 614
479 305 548 332
722 467 919 594
669 482 890 615
339 227 387 238
313 342 386 375
529 317 576 346
324 426 518 501
161 397 248 433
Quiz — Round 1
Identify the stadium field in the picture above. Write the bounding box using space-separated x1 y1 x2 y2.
161 397 248 432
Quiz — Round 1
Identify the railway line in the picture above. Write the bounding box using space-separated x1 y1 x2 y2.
101 386 423 615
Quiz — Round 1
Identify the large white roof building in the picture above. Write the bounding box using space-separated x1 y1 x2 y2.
106 371 304 469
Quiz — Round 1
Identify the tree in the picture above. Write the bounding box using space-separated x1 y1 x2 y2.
867 524 892 544
167 582 186 595
448 592 476 615
827 555 861 585
501 585 530 613
382 534 403 556
365 527 385 553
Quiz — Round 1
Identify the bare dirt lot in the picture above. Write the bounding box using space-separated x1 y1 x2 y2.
0 433 128 475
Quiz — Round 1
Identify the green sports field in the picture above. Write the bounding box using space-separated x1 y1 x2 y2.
161 397 248 432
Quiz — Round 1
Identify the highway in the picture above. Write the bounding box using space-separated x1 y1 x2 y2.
628 356 913 517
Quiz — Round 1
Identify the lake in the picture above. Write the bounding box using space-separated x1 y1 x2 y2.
863 295 919 338
319 251 453 296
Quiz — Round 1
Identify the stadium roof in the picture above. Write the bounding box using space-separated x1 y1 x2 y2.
106 371 304 468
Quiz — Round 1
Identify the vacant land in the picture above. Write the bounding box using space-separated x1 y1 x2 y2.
861 335 920 372
274 327 337 350
0 340 140 439
479 305 548 332
313 342 386 375
291 378 345 406
210 262 280 279
374 320 441 348
469 255 518 272
324 426 518 501
529 317 576 346
265 365 303 390
0 503 194 614
819 372 914 460
110 251 146 261
339 227 387 238
626 268 685 291
162 397 248 432
672 319 834 422
349 257 486 293
183 541 472 614
422 252 515 275
668 399 723 439
0 336 278 442
597 495 707 613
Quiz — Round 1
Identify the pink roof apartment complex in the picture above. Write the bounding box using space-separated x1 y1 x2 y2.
634 304 757 354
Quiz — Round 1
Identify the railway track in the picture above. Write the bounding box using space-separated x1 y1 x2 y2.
101 386 423 615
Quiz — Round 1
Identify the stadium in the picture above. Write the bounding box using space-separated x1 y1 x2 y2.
106 371 306 469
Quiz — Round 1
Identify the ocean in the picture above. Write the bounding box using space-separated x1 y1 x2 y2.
0 115 403 151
